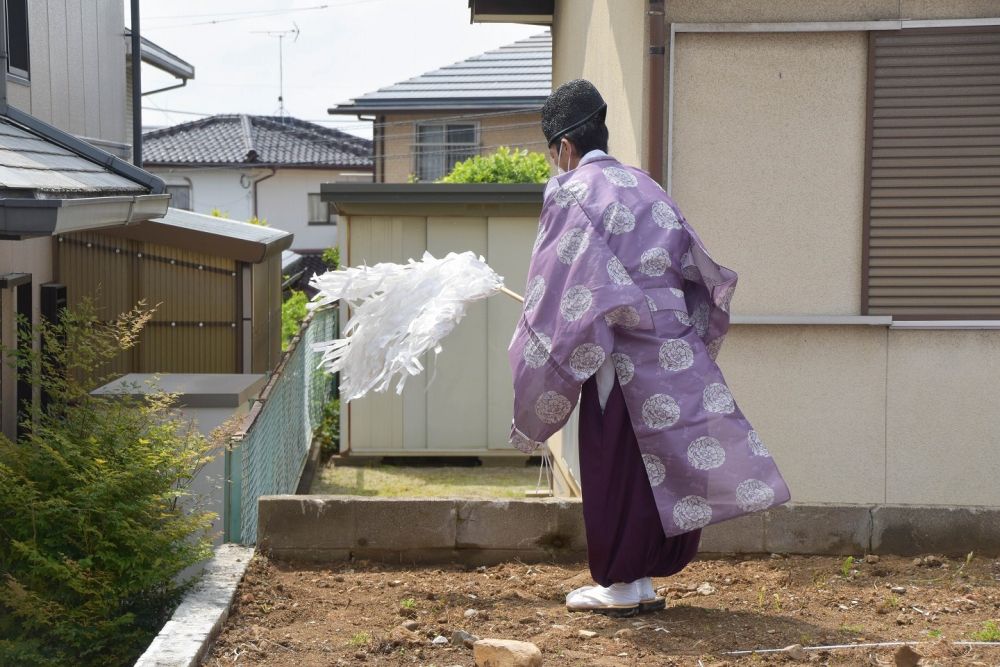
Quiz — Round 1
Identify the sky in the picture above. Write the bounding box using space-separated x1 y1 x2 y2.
131 0 542 140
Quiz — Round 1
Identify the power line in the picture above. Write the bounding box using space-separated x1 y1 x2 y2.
143 0 388 29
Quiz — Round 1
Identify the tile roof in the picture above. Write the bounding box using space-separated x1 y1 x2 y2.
142 115 373 168
0 117 146 194
332 31 550 112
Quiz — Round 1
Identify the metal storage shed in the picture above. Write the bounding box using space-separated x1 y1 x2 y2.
56 208 293 375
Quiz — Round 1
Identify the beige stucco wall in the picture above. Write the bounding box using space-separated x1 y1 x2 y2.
0 237 55 439
671 31 868 316
665 0 1000 23
380 112 544 183
551 0 648 169
10 0 128 145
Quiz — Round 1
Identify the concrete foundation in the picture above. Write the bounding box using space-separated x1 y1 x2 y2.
257 497 1000 563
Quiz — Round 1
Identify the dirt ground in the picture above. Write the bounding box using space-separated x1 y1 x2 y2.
203 553 1000 666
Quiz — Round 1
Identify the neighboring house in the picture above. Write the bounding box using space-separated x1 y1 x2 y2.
331 31 550 183
0 1 289 440
142 115 372 256
470 2 1000 521
0 0 167 438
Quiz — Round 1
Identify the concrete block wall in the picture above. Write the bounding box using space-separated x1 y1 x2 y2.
257 496 1000 563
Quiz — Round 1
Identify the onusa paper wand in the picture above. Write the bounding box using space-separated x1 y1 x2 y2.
309 251 523 402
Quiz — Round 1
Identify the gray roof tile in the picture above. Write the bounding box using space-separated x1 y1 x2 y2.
333 31 551 112
143 115 373 168
0 117 145 194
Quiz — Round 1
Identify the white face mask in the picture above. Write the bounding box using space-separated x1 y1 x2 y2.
556 141 567 175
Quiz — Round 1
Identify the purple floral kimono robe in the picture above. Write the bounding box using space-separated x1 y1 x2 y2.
507 155 790 538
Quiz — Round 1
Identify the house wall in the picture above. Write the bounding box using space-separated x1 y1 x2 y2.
150 167 372 253
551 0 648 169
379 111 544 183
9 0 128 146
539 2 1000 509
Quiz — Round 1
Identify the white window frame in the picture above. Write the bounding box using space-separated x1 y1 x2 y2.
307 193 336 225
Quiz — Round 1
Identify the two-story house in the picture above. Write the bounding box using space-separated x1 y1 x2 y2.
331 31 550 183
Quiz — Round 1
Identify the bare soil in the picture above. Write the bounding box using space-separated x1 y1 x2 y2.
203 553 1000 666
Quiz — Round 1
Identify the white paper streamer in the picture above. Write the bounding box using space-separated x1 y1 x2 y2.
309 251 505 402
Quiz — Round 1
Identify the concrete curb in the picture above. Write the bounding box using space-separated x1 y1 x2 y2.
134 544 254 667
258 496 1000 563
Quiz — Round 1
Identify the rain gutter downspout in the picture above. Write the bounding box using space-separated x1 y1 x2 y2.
0 0 8 111
130 0 143 167
647 0 666 184
252 168 277 219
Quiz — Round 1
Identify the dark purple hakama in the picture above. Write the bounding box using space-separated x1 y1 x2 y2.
579 376 701 587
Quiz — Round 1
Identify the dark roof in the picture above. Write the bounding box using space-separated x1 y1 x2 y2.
142 115 373 169
331 31 550 113
0 116 147 194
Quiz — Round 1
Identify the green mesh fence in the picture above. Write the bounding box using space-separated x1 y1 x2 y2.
229 306 338 545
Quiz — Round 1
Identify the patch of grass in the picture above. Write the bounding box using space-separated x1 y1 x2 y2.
349 632 370 646
400 598 416 610
969 620 1000 642
312 463 540 498
928 629 942 639
841 556 855 578
878 594 902 614
841 624 865 634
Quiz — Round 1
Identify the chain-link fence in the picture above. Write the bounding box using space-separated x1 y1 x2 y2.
225 306 338 545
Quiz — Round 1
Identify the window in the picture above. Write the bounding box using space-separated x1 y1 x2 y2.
5 0 29 78
863 26 1000 319
165 184 191 211
414 123 478 181
308 193 336 225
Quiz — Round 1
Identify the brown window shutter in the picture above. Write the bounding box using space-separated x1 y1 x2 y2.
864 26 1000 319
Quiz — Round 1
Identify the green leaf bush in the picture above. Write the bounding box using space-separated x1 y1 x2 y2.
438 146 551 184
281 290 309 350
0 302 217 666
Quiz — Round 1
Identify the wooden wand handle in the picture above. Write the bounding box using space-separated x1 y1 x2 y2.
500 286 525 303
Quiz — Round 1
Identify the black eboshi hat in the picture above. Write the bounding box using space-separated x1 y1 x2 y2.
541 79 608 148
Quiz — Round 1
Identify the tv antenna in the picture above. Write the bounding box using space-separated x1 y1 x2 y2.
251 23 300 118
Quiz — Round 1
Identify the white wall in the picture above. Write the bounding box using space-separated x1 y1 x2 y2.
151 167 372 253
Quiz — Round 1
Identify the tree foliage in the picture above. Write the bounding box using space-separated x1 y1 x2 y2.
281 290 309 350
438 146 551 184
0 302 217 666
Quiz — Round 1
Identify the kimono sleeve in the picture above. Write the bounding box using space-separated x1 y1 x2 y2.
506 207 652 454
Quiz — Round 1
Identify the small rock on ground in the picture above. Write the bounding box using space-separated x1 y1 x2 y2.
473 639 543 667
452 629 479 648
578 630 597 639
784 644 808 661
401 620 420 631
697 582 716 596
432 635 449 645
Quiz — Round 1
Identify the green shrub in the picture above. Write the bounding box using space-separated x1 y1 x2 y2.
314 397 341 462
438 146 551 184
281 290 309 350
321 246 341 271
0 301 216 666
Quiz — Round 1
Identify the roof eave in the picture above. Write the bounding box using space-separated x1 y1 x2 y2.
468 0 553 25
329 99 546 114
143 161 373 170
125 28 196 80
0 194 169 240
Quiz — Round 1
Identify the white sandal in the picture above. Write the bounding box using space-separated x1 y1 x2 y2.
566 582 640 617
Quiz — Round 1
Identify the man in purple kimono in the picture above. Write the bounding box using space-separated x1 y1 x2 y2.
508 80 790 616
